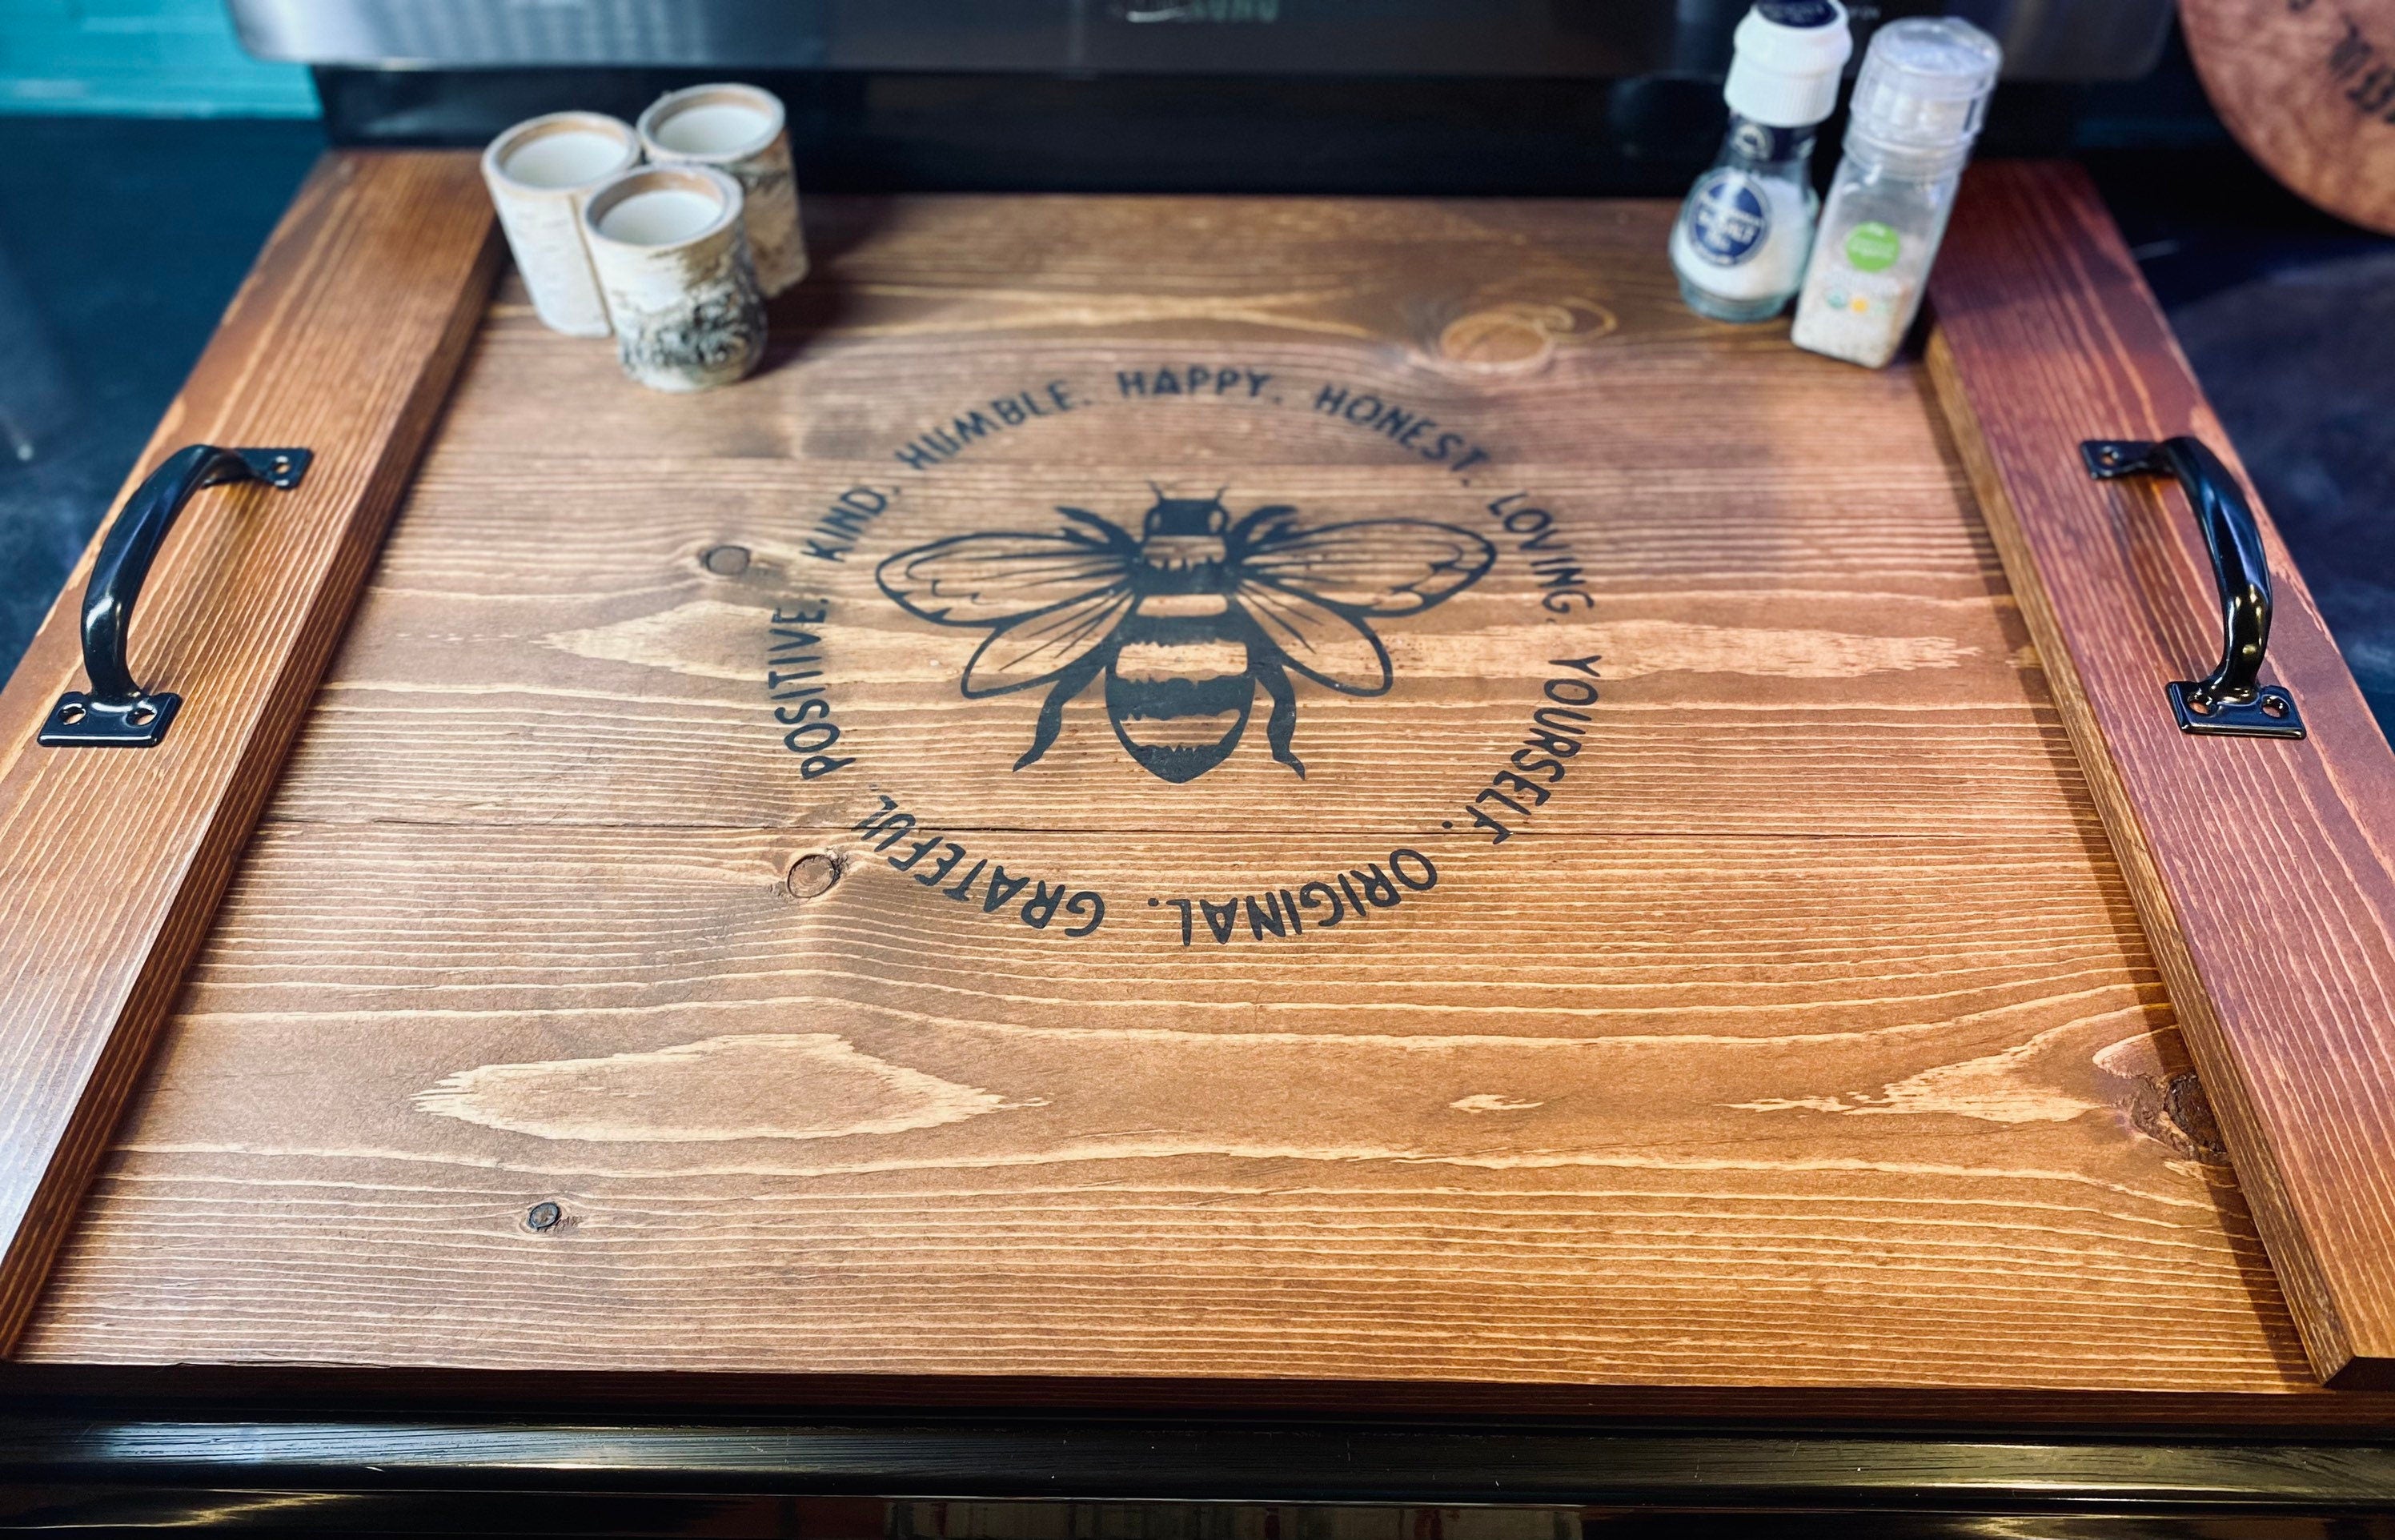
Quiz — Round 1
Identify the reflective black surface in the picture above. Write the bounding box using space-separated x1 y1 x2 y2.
227 0 2168 81
1 88 2393 1537
37 444 309 748
6 1409 2395 1531
0 118 323 683
2083 436 2305 738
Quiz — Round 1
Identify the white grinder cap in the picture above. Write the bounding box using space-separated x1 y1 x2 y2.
1724 0 1855 128
1846 17 2004 153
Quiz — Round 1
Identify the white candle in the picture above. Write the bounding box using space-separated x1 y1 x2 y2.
582 166 765 393
502 127 632 190
652 102 772 158
480 111 642 339
596 187 724 246
636 83 808 297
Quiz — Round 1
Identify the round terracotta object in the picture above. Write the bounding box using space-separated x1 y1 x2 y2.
2180 0 2395 235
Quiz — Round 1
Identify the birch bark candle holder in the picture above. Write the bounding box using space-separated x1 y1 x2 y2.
581 166 767 393
480 111 642 339
636 83 808 298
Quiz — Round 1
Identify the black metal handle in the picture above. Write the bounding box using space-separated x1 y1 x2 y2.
38 443 311 748
2081 435 2303 740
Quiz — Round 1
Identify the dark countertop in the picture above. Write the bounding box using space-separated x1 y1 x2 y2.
0 118 321 669
1 118 2389 735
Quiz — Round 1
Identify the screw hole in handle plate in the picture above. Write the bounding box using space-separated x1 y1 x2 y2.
38 444 311 749
2080 435 2305 740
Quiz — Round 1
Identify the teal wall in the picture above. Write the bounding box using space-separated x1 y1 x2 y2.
1 0 316 115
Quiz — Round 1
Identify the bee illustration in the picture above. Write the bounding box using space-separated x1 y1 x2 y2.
877 488 1496 782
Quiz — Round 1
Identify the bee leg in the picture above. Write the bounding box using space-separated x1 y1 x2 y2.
1256 660 1306 779
1014 653 1105 771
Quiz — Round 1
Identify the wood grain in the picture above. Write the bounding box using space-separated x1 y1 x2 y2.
18 824 2299 1395
2180 0 2395 236
259 451 2088 840
1928 160 2395 1388
0 151 498 1350
9 189 2382 1418
262 209 2081 843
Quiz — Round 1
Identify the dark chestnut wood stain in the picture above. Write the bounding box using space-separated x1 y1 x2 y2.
1929 158 2395 1388
0 151 499 1350
4 167 2394 1426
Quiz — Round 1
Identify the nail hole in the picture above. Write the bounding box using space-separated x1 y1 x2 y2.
58 703 85 724
700 543 751 576
2261 694 2289 718
127 704 155 726
525 1201 563 1232
2187 694 2215 716
785 852 841 900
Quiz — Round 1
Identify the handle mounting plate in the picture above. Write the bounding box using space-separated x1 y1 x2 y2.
235 446 311 490
2082 436 2305 741
36 445 309 750
2079 439 2152 480
2167 680 2305 738
38 691 183 748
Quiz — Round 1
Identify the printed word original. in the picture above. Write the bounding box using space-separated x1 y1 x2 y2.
1156 848 1438 945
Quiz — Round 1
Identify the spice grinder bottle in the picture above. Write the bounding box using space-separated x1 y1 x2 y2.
1669 0 1853 324
1791 17 2002 368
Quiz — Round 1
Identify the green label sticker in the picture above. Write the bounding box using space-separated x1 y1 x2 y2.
1844 221 1901 272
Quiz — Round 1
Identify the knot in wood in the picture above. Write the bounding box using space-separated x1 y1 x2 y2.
1434 300 1612 373
784 852 841 900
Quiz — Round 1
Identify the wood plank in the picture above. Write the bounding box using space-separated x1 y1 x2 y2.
265 247 2088 842
0 150 497 1352
14 194 2346 1416
1928 159 2395 1388
263 452 2089 839
18 821 2305 1397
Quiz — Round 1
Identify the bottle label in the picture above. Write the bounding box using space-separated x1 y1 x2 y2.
1819 263 1908 324
1685 170 1771 267
1843 221 1901 273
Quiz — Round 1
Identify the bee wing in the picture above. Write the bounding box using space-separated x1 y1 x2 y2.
1234 578 1393 696
1238 520 1496 615
963 585 1137 697
877 527 1135 628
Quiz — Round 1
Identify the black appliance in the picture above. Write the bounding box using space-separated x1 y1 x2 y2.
227 0 2180 193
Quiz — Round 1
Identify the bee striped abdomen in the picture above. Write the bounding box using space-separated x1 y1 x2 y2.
1105 603 1254 783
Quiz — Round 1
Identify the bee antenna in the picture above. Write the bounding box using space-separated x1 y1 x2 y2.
1212 483 1230 505
1147 479 1169 501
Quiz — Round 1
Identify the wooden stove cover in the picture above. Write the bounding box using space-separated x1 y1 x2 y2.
6 156 2395 1422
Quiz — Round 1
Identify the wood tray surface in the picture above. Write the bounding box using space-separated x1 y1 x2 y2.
0 152 499 1350
10 178 2392 1423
